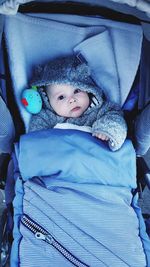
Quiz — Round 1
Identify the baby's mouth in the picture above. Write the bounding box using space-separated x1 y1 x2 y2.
71 106 81 112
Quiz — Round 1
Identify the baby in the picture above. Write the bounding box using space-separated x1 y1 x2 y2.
29 55 127 151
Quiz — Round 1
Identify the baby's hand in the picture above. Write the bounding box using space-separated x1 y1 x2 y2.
93 132 109 141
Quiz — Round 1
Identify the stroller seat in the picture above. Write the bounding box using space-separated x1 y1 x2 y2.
1 5 150 267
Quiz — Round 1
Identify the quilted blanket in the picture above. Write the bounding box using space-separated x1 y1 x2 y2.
11 129 150 267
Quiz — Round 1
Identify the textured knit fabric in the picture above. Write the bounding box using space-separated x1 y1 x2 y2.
29 55 127 151
135 103 150 156
0 95 15 153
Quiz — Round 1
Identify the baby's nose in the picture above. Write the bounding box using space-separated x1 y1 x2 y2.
69 97 76 103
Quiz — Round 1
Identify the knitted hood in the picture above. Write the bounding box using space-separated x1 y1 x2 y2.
30 55 103 111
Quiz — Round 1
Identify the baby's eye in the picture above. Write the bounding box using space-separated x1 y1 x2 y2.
74 89 81 94
58 95 65 100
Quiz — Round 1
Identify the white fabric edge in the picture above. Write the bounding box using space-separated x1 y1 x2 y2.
54 123 92 133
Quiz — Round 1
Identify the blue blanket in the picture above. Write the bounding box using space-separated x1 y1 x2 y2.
12 129 150 267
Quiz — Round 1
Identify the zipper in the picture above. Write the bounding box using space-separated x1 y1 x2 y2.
21 214 90 267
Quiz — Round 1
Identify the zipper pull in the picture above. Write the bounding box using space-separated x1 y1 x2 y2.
35 232 46 240
35 232 53 244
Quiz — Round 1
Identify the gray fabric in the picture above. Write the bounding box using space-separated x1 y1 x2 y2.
138 38 150 110
0 95 15 153
135 103 150 156
110 0 150 18
0 14 4 42
5 158 15 204
142 22 150 41
1 0 150 19
0 0 33 15
29 55 127 151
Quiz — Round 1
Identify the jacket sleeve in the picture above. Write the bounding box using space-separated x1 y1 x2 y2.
92 101 127 151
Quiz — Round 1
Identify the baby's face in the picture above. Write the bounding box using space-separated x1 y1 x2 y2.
46 84 90 118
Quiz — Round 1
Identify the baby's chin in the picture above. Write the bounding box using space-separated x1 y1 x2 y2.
65 113 81 118
70 107 84 118
61 107 86 118
70 114 82 118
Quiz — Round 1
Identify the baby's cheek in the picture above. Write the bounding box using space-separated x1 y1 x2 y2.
59 105 69 116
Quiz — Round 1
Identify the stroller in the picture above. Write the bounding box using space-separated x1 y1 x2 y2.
0 1 150 266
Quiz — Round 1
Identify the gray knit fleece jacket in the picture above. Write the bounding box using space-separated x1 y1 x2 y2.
29 56 127 151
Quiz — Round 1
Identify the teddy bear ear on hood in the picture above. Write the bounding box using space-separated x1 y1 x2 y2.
71 59 91 80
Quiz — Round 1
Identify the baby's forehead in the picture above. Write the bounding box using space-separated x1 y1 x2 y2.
46 83 79 95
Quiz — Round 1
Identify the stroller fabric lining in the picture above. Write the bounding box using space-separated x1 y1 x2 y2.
4 12 143 131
